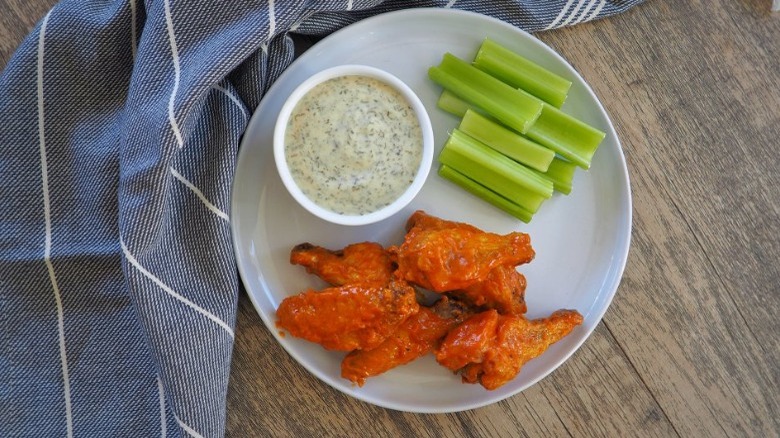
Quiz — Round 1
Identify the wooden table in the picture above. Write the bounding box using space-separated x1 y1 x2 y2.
3 0 777 436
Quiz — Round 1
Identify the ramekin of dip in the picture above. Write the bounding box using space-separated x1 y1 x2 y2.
274 65 434 226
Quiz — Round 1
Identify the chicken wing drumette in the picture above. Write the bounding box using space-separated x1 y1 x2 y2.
403 211 528 315
391 211 535 292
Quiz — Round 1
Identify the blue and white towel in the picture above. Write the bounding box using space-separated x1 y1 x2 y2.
1 1 643 436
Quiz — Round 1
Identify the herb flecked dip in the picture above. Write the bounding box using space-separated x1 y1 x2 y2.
284 75 423 215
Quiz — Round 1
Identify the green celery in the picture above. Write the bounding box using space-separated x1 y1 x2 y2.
429 53 543 133
538 157 578 195
437 90 494 120
438 129 551 213
439 147 546 213
522 89 606 170
436 90 471 118
459 109 555 172
437 87 605 169
473 38 572 108
444 129 553 198
438 165 533 223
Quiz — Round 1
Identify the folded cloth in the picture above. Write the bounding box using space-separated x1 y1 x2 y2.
0 0 643 436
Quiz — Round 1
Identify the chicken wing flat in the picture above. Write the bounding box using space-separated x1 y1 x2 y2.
340 297 471 386
435 309 583 390
290 242 395 287
275 280 419 351
391 222 534 292
404 210 481 233
450 265 527 316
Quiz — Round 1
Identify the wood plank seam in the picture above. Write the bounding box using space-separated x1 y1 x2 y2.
601 319 682 438
538 386 575 438
665 196 767 357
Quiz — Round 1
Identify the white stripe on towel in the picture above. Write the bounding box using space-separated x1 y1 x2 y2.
559 0 590 27
170 167 230 222
585 0 607 23
130 0 137 59
157 377 167 438
163 0 184 147
572 0 598 25
37 10 74 438
212 84 248 121
545 0 577 30
268 0 277 37
120 238 235 338
175 414 205 438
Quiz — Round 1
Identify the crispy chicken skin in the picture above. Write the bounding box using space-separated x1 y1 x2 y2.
391 218 535 292
435 309 583 390
278 211 580 390
404 210 482 233
433 309 499 372
290 242 396 287
451 265 527 316
341 297 471 386
405 211 527 315
275 280 419 351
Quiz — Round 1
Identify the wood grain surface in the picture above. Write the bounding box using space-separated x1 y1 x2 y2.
2 0 778 436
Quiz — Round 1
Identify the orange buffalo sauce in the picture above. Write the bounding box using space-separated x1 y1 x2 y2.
275 281 418 352
434 309 500 371
341 299 467 386
437 309 583 390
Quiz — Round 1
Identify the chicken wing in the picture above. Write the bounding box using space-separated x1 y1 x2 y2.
405 211 527 315
450 265 527 316
391 220 534 292
340 296 471 386
290 241 395 287
435 309 583 390
275 280 418 351
404 210 481 233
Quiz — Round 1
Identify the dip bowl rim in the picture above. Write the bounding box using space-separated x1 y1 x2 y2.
273 64 434 226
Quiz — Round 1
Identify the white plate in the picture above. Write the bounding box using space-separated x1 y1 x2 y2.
231 8 631 413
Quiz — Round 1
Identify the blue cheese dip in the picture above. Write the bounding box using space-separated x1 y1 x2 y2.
284 75 424 215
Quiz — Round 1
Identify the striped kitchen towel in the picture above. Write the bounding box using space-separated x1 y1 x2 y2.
0 0 643 436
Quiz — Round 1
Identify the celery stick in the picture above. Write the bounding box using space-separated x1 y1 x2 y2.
437 89 598 172
439 146 546 213
459 109 555 172
439 165 534 223
436 90 471 118
474 38 572 108
438 130 551 212
521 90 606 170
440 86 605 170
445 129 553 198
429 53 542 133
536 157 577 195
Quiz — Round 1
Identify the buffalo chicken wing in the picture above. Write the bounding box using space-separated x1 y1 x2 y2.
391 221 534 292
290 241 396 287
435 309 583 390
341 297 471 386
451 265 527 316
276 280 418 351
